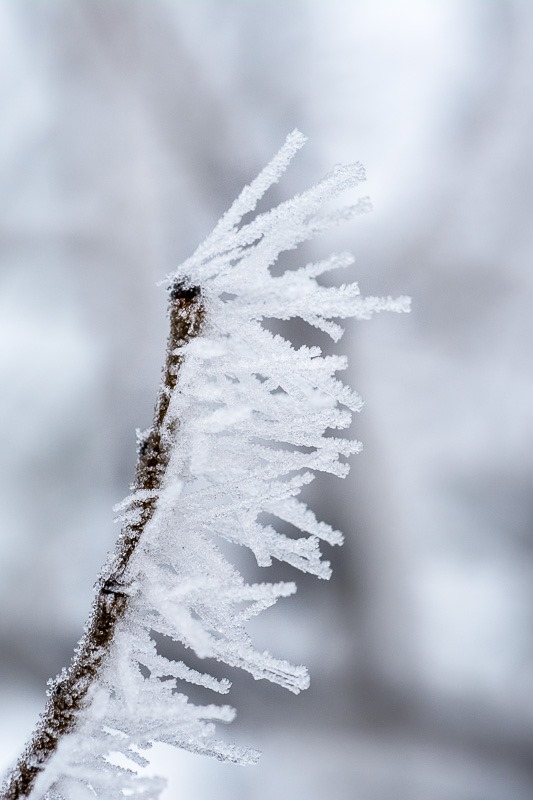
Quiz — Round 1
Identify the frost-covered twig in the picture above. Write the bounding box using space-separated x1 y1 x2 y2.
1 287 205 800
1 131 409 800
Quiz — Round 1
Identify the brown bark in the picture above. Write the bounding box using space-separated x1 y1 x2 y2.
1 284 205 800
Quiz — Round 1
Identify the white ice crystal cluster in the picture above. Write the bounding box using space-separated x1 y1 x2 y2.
33 131 409 800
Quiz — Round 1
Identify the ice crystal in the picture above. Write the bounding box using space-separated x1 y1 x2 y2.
30 131 409 800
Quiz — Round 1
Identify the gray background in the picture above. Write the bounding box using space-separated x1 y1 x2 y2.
1 2 533 798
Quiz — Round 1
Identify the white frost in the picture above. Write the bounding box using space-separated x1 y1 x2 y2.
37 131 409 800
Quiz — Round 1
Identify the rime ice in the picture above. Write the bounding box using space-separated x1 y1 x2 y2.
20 131 409 800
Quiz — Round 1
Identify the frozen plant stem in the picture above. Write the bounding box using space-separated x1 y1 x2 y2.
1 285 205 800
1 131 409 800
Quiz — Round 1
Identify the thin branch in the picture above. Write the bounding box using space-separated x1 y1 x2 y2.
1 284 205 800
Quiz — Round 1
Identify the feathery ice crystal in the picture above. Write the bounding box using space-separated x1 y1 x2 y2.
5 131 409 800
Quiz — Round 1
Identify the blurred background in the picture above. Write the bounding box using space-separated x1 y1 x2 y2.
1 1 533 798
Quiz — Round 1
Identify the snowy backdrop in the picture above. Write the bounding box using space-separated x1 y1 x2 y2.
1 1 533 798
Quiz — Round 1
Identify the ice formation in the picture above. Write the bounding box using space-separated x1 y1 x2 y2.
16 131 409 800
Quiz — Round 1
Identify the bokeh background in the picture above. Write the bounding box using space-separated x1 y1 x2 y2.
1 1 533 798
